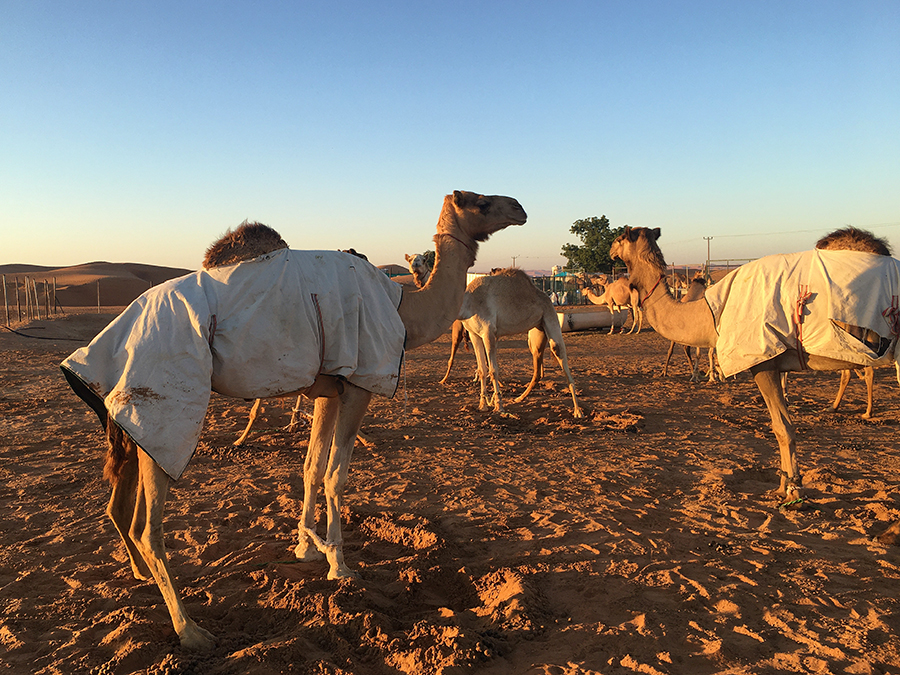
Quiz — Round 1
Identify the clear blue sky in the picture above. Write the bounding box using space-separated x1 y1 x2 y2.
2 1 899 272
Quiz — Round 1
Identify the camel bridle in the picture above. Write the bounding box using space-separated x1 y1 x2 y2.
638 274 666 309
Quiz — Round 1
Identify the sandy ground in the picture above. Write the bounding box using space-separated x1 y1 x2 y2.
3 307 900 675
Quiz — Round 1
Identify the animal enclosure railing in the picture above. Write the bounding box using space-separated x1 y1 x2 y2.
2 275 63 325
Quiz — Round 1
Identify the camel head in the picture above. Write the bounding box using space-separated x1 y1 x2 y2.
437 191 527 246
405 253 429 274
609 226 666 275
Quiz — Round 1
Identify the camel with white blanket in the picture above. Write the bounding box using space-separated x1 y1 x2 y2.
611 226 900 507
60 191 526 648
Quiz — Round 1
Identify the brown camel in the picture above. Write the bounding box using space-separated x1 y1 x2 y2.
580 276 642 334
440 269 584 417
405 252 432 288
662 273 722 382
62 191 526 648
611 225 899 507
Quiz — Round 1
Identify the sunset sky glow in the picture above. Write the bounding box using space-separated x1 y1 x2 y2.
2 1 899 273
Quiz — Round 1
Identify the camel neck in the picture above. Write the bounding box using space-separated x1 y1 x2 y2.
398 231 475 350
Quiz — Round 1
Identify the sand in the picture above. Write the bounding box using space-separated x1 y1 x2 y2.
2 289 900 674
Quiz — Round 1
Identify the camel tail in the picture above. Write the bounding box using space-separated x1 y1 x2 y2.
104 413 137 484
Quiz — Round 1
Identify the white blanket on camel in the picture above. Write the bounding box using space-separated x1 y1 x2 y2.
61 248 406 479
704 249 900 378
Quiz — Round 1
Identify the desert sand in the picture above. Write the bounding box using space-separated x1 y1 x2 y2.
2 280 900 674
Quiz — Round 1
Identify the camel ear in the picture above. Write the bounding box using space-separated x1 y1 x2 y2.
453 190 471 207
405 253 412 263
651 227 661 240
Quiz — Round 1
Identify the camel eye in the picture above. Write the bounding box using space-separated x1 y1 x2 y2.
476 199 490 214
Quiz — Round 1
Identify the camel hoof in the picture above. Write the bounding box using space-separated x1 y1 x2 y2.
294 542 325 562
179 622 217 650
327 567 360 581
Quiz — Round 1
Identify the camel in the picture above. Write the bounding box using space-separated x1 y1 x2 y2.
444 268 584 417
610 225 899 507
405 252 432 288
579 276 642 334
61 191 526 648
662 273 723 383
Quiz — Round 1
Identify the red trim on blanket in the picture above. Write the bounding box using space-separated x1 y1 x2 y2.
794 285 812 369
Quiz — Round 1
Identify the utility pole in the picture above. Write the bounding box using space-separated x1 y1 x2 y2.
703 236 713 282
511 255 519 268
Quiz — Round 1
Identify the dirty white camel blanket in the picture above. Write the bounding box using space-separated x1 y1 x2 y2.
705 249 900 378
61 248 405 479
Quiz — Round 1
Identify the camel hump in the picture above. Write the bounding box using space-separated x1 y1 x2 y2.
203 221 289 269
816 226 891 256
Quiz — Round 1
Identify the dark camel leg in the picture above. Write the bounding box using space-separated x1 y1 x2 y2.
234 398 263 446
439 320 467 384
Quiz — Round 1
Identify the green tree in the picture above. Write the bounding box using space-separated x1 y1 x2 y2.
560 215 625 272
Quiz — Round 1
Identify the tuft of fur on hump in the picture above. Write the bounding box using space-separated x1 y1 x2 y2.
816 226 891 256
488 267 524 279
203 221 289 269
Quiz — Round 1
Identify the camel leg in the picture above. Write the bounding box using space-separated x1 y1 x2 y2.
482 332 506 413
106 446 152 581
751 367 801 504
706 348 720 383
862 367 874 419
320 385 371 578
287 395 306 431
543 322 584 418
233 398 263 446
690 347 703 383
130 450 216 649
830 369 852 413
514 327 546 403
296 386 371 579
295 396 340 564
469 333 493 411
663 341 676 376
440 320 467 384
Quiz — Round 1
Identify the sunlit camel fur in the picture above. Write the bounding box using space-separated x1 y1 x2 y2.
662 273 723 383
405 252 432 288
446 268 584 417
580 276 642 334
611 225 897 506
97 192 526 648
815 226 894 419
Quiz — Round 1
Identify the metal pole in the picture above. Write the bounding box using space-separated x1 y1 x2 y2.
97 280 101 313
703 236 713 282
2 275 7 326
16 277 21 322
